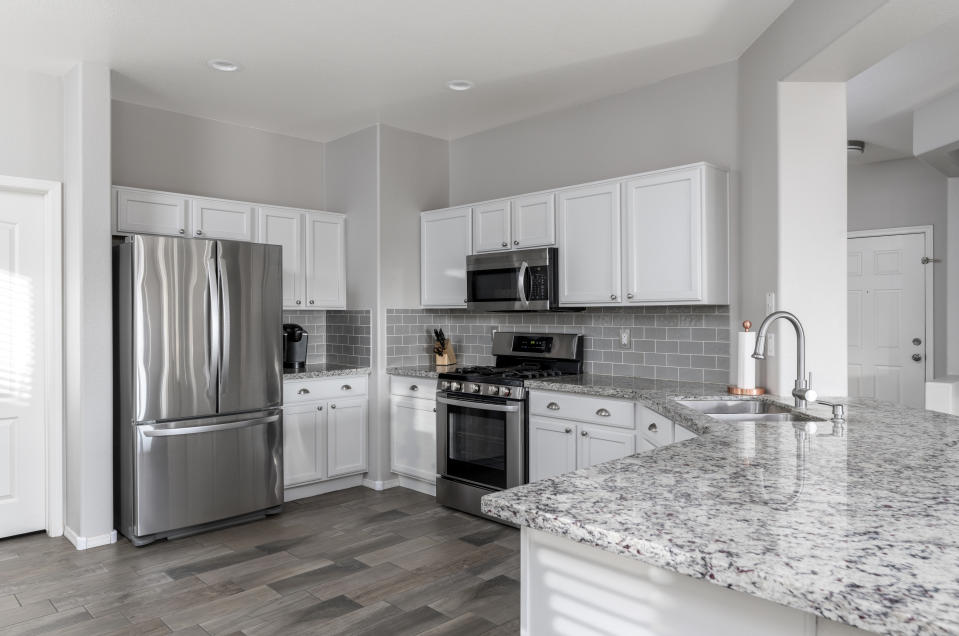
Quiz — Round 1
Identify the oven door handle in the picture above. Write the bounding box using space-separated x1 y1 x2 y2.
436 395 522 413
517 261 530 306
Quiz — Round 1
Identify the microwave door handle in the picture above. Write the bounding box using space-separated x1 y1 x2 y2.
517 261 529 307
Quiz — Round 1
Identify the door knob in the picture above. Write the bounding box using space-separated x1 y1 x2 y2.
501 242 508 247
296 300 302 305
195 230 203 236
330 404 336 409
580 430 589 437
316 405 323 411
913 338 922 346
648 423 658 433
309 300 315 305
627 293 634 299
513 240 519 245
912 353 923 362
410 385 418 391
564 427 572 434
178 228 185 234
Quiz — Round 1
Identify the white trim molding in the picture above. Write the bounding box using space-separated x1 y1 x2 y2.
363 477 400 491
847 225 935 383
64 526 117 551
396 476 436 497
0 175 64 539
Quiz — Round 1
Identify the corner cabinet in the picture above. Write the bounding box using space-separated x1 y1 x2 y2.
421 207 472 308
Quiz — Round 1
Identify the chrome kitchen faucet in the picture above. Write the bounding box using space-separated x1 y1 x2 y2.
751 310 818 409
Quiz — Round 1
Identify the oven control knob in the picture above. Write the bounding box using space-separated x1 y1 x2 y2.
502 387 512 397
489 386 500 396
451 382 462 392
470 384 481 393
440 381 450 390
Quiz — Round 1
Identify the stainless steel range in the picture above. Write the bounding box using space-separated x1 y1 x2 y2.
435 331 583 520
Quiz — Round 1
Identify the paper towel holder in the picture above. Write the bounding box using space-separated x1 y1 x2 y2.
728 320 767 396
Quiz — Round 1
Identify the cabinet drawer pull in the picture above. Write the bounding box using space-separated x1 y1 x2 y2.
317 405 323 411
596 408 611 417
648 423 658 433
297 388 310 395
341 384 352 391
547 402 560 411
410 385 419 391
581 430 589 437
564 427 572 434
330 404 336 409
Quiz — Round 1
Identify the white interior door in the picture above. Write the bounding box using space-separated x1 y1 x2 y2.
0 185 48 538
848 233 927 407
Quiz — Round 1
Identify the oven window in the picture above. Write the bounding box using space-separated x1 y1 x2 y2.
446 403 507 489
469 268 519 303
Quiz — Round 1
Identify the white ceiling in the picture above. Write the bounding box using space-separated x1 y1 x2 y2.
0 0 791 141
847 15 959 165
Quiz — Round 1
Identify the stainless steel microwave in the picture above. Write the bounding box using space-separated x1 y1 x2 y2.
466 247 559 311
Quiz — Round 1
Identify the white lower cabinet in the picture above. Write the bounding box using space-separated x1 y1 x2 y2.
578 425 636 467
389 376 438 487
529 417 578 482
282 377 368 491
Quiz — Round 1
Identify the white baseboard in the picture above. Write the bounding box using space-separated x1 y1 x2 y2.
64 526 118 551
362 478 400 491
397 475 436 497
284 474 364 501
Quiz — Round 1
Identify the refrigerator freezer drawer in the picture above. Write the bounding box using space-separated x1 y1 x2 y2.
133 410 283 537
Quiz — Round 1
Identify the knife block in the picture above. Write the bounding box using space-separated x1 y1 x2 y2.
435 341 456 367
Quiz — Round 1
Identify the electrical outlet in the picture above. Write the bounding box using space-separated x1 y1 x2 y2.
765 292 776 316
766 333 775 356
619 328 631 349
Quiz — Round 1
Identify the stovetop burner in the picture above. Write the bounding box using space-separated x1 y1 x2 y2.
439 363 570 384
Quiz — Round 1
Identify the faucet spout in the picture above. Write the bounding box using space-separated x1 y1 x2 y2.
751 311 817 408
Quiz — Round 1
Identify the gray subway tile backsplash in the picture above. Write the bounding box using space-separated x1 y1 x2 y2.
386 306 732 381
282 309 372 367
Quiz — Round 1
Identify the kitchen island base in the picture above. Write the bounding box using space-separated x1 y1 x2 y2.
521 527 871 636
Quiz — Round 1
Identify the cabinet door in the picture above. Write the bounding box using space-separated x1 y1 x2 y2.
258 207 305 309
115 189 189 236
421 208 471 307
390 396 437 483
472 201 511 253
327 397 368 477
283 402 326 486
556 183 622 305
190 197 256 241
624 167 703 302
529 417 578 482
511 193 555 248
305 212 346 309
578 425 636 469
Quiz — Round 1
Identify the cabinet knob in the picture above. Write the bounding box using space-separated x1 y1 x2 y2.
433 407 437 413
627 293 634 299
501 242 508 247
317 405 323 411
547 402 560 410
648 423 658 433
296 300 302 305
581 430 589 437
178 228 185 235
297 388 310 395
564 427 572 434
341 384 352 391
513 240 519 246
195 230 203 236
596 408 611 417
330 404 336 409
309 300 315 305
912 353 922 362
410 385 418 391
463 298 467 304
610 294 617 301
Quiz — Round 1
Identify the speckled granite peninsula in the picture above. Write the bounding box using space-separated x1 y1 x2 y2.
282 363 371 380
482 378 959 635
385 365 442 379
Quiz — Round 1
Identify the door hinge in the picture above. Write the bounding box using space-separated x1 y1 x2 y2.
921 257 941 265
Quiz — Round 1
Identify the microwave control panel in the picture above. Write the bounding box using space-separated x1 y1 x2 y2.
527 265 549 300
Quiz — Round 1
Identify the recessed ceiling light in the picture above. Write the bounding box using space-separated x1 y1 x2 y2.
446 80 474 91
208 59 240 72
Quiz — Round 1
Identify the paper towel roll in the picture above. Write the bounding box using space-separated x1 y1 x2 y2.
737 330 757 390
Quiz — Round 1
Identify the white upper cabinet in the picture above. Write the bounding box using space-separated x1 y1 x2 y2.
115 189 189 237
305 211 347 309
624 164 727 304
511 193 555 249
472 200 511 252
421 207 472 308
190 197 256 241
258 207 305 309
557 182 622 305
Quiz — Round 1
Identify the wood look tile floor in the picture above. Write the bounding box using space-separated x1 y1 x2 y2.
0 488 521 635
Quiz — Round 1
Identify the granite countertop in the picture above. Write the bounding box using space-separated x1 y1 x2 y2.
282 363 371 380
482 380 959 635
385 365 446 379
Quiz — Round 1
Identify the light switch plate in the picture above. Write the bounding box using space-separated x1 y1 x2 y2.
765 292 776 316
619 328 631 349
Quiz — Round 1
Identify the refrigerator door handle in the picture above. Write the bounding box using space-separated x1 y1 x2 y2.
140 412 281 437
206 248 221 405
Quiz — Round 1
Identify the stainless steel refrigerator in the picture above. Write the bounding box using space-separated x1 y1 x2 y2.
114 235 283 546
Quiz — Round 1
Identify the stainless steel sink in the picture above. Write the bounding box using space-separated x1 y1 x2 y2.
676 399 791 415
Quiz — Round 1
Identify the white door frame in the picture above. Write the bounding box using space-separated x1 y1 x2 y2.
0 175 63 537
847 225 935 382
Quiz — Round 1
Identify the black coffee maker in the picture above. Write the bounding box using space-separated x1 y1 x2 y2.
282 323 309 370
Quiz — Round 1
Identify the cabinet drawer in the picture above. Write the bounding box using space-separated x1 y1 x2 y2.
284 376 368 404
390 376 437 399
637 403 674 446
529 391 634 429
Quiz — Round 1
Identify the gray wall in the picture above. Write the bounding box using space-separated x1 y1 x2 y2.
848 158 949 377
380 125 449 308
0 68 62 181
449 62 738 205
112 100 325 209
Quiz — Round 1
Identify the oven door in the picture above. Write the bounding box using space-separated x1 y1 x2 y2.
436 393 525 490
